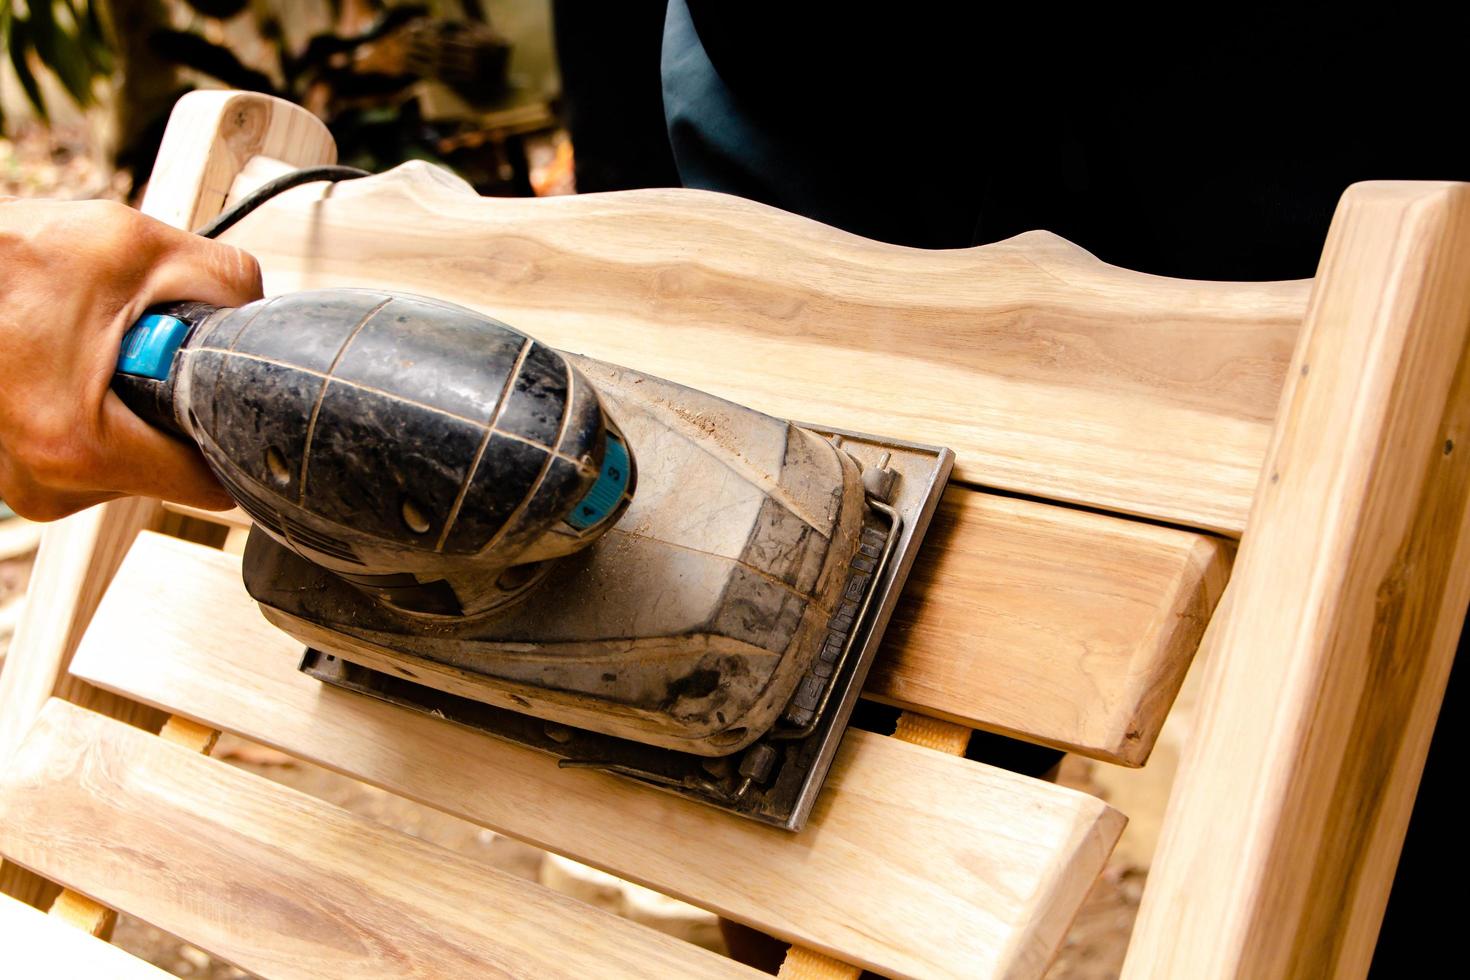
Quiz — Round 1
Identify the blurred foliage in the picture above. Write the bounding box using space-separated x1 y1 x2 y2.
0 1 114 125
2 1 554 195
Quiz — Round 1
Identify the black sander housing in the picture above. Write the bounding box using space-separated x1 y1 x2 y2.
114 289 635 619
114 287 951 829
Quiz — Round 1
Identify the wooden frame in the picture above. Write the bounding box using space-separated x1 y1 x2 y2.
2 91 1466 979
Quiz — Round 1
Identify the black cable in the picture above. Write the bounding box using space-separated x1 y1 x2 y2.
193 165 371 239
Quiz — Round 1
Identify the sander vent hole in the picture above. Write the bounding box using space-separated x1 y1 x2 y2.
401 498 431 534
265 447 291 487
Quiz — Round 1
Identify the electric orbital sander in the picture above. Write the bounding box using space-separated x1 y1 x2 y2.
115 278 950 832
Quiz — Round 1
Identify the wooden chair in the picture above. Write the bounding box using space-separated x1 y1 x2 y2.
1 90 1465 979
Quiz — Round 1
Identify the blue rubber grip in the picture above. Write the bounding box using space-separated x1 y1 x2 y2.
566 433 631 530
116 313 190 381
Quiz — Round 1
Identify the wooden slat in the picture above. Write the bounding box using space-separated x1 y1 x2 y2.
221 162 1307 534
875 490 1231 763
72 532 1125 980
0 700 757 980
170 486 1229 764
0 892 169 979
1125 181 1470 978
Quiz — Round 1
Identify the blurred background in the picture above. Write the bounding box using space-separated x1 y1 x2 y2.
1 0 576 202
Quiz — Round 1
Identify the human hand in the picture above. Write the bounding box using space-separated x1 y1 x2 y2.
0 197 261 520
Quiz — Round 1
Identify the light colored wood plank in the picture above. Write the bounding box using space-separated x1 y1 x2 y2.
873 490 1231 763
1125 181 1470 978
773 713 975 978
0 892 170 979
0 700 759 980
72 532 1125 980
174 487 1229 765
38 708 224 941
219 161 1307 534
0 89 339 909
40 708 222 942
774 712 974 978
139 90 335 231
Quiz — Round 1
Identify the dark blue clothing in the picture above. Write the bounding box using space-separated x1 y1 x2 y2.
660 1 1468 280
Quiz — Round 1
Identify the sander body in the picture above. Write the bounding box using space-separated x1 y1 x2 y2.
115 288 951 829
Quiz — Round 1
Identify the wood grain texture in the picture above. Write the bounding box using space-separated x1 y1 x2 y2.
40 703 223 943
217 161 1307 533
768 712 973 978
139 90 335 232
0 500 169 913
0 90 339 910
773 715 975 980
874 490 1231 763
1124 182 1470 979
0 700 759 980
163 485 1228 763
0 892 169 979
72 532 1125 980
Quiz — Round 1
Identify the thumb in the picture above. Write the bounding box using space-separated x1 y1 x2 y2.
95 391 234 510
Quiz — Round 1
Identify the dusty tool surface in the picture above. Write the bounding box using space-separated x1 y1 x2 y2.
293 420 951 830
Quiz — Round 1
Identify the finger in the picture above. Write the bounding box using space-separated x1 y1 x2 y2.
139 218 265 310
94 392 234 510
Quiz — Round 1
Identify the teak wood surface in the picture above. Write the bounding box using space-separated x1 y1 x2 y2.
876 489 1230 762
166 479 1232 767
2 90 1467 980
72 531 1125 980
219 161 1308 535
1123 182 1470 979
0 700 761 980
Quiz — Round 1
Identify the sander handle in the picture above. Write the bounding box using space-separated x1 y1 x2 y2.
111 301 220 438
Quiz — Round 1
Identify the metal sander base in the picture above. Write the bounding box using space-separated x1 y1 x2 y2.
299 427 952 831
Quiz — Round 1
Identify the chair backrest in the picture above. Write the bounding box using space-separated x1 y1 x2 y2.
1 91 1466 980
